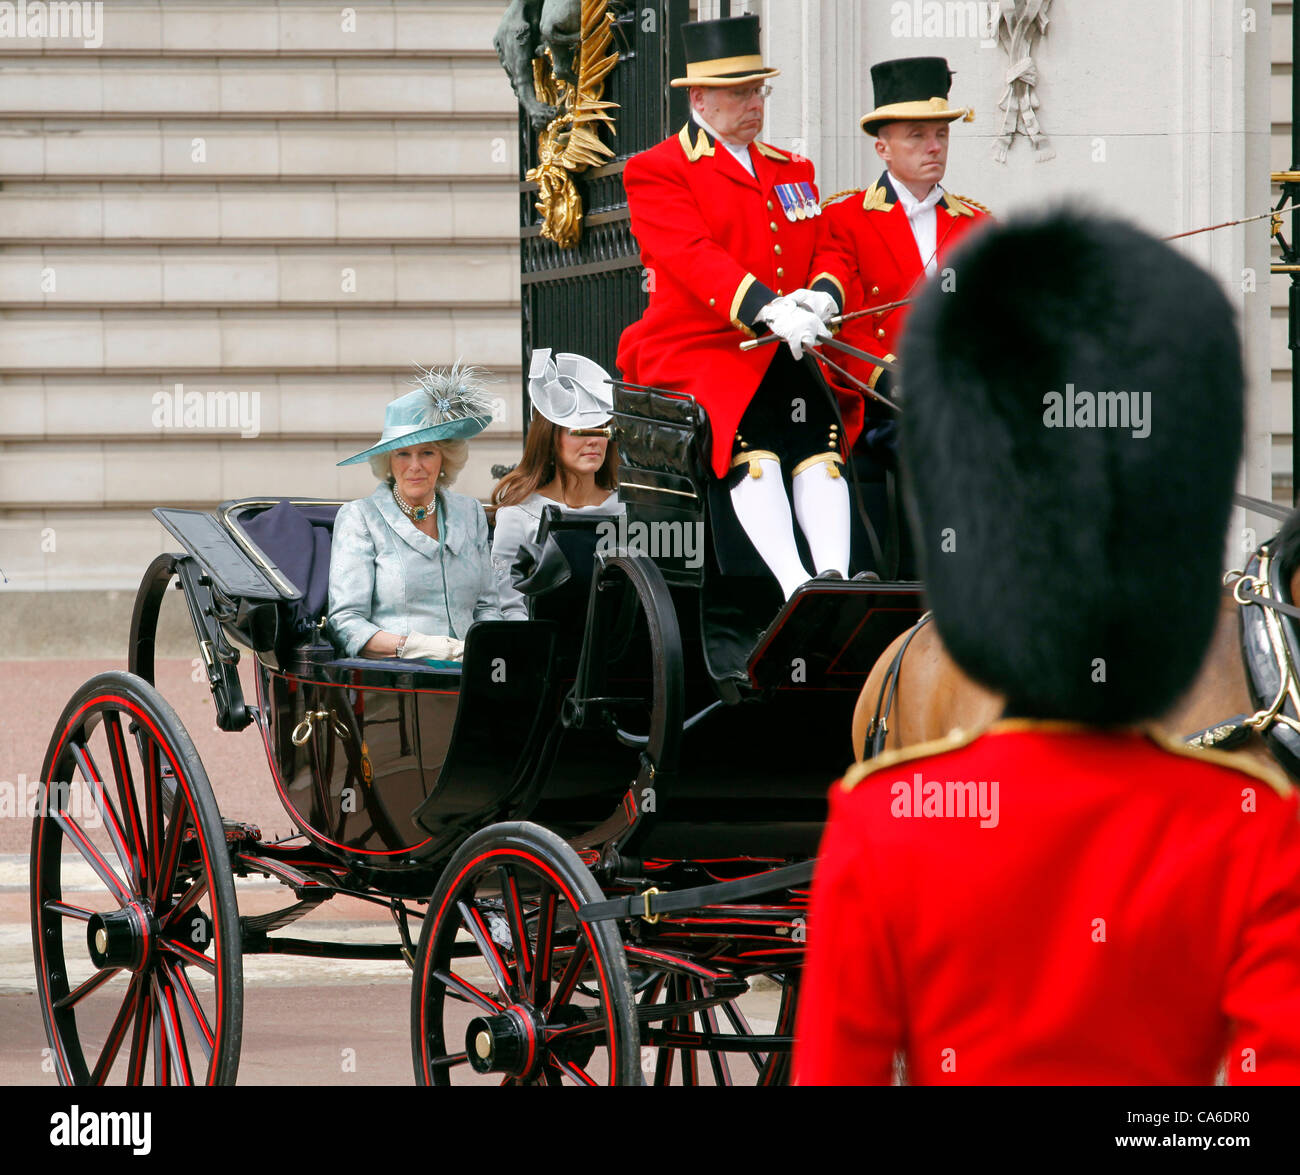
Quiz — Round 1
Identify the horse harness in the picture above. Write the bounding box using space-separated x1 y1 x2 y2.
862 537 1300 781
1194 545 1300 780
864 611 933 759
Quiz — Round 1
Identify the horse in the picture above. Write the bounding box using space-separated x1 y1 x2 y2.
850 512 1300 778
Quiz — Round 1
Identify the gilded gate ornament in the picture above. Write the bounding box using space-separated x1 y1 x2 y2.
506 0 620 248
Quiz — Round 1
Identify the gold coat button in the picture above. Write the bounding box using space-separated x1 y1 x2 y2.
876 328 886 339
767 200 774 210
770 222 779 232
777 267 785 277
775 245 783 255
871 286 880 296
777 288 784 295
709 297 716 306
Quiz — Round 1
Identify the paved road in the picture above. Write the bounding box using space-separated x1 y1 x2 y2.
0 658 783 1086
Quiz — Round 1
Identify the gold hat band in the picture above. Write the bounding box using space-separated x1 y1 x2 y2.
861 96 974 131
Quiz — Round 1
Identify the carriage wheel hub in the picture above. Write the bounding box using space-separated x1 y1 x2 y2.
465 1007 537 1076
86 903 153 972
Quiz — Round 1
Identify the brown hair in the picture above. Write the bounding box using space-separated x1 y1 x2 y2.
489 416 618 522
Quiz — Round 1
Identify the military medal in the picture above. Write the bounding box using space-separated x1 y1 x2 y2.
776 185 798 222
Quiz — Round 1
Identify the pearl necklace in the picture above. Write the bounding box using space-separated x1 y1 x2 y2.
392 485 434 523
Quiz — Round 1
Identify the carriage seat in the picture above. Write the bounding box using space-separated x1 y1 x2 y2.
237 500 339 631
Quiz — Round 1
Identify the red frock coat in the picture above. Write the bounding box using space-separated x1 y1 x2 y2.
617 122 855 478
820 171 989 395
794 722 1300 1085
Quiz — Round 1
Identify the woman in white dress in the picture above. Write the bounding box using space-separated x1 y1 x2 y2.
491 350 623 620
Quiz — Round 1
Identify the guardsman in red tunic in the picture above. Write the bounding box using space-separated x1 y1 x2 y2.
795 210 1300 1085
820 58 990 461
617 16 864 599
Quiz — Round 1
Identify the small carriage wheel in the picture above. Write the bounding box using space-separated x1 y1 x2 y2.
410 822 640 1086
31 671 243 1085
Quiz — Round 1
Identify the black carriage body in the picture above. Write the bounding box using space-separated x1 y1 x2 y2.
144 490 918 887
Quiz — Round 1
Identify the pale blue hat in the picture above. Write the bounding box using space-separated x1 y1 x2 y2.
338 363 494 467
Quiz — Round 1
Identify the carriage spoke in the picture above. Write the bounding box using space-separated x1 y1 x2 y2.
428 1050 470 1069
127 981 152 1085
70 742 139 892
162 877 209 928
432 968 504 1014
44 899 95 922
109 714 149 895
152 975 194 1085
159 937 215 976
53 966 121 1011
720 995 768 1070
151 792 191 908
90 976 142 1085
140 734 165 890
152 999 168 1086
529 886 557 1008
456 900 513 999
548 1055 598 1086
52 808 131 907
543 938 589 1019
496 866 531 992
164 960 214 1056
699 986 733 1086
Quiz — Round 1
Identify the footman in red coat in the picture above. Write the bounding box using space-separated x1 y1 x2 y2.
794 210 1300 1085
821 57 990 466
617 15 862 598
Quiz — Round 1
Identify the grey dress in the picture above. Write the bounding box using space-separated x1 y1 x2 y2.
491 490 623 620
327 483 503 657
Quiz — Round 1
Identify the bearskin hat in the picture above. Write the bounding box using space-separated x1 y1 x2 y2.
901 208 1244 724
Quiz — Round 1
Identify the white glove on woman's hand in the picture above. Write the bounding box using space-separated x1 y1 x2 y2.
757 296 831 361
789 288 839 324
400 632 465 662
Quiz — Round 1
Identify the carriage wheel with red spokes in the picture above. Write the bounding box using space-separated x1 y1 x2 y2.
411 822 639 1085
31 671 242 1085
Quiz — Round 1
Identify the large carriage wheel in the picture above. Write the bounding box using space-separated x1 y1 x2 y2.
410 822 639 1085
31 672 243 1085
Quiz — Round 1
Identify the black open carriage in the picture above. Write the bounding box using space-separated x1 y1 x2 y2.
30 0 923 1085
30 378 922 1086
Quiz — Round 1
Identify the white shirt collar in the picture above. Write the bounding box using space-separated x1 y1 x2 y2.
693 113 756 177
888 172 944 217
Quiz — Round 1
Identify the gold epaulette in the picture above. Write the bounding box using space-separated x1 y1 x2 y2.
948 192 992 216
754 140 791 162
861 182 894 213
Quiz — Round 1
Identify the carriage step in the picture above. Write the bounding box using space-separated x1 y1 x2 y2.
745 580 923 691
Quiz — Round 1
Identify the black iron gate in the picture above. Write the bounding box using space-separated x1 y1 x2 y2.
517 0 690 426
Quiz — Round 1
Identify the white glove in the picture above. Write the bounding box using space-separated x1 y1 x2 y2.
757 296 831 361
789 287 839 325
400 632 465 662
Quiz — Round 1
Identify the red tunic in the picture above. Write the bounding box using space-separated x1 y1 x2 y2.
794 722 1300 1085
617 122 856 478
820 172 989 394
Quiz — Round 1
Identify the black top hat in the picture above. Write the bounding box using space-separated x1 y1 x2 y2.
860 56 973 135
671 15 780 88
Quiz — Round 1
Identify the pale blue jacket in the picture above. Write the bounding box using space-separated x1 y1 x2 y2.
327 484 503 657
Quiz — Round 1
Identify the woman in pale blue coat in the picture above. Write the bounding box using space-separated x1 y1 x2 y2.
329 364 503 661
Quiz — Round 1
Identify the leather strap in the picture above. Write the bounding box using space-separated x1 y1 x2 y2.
578 860 816 923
